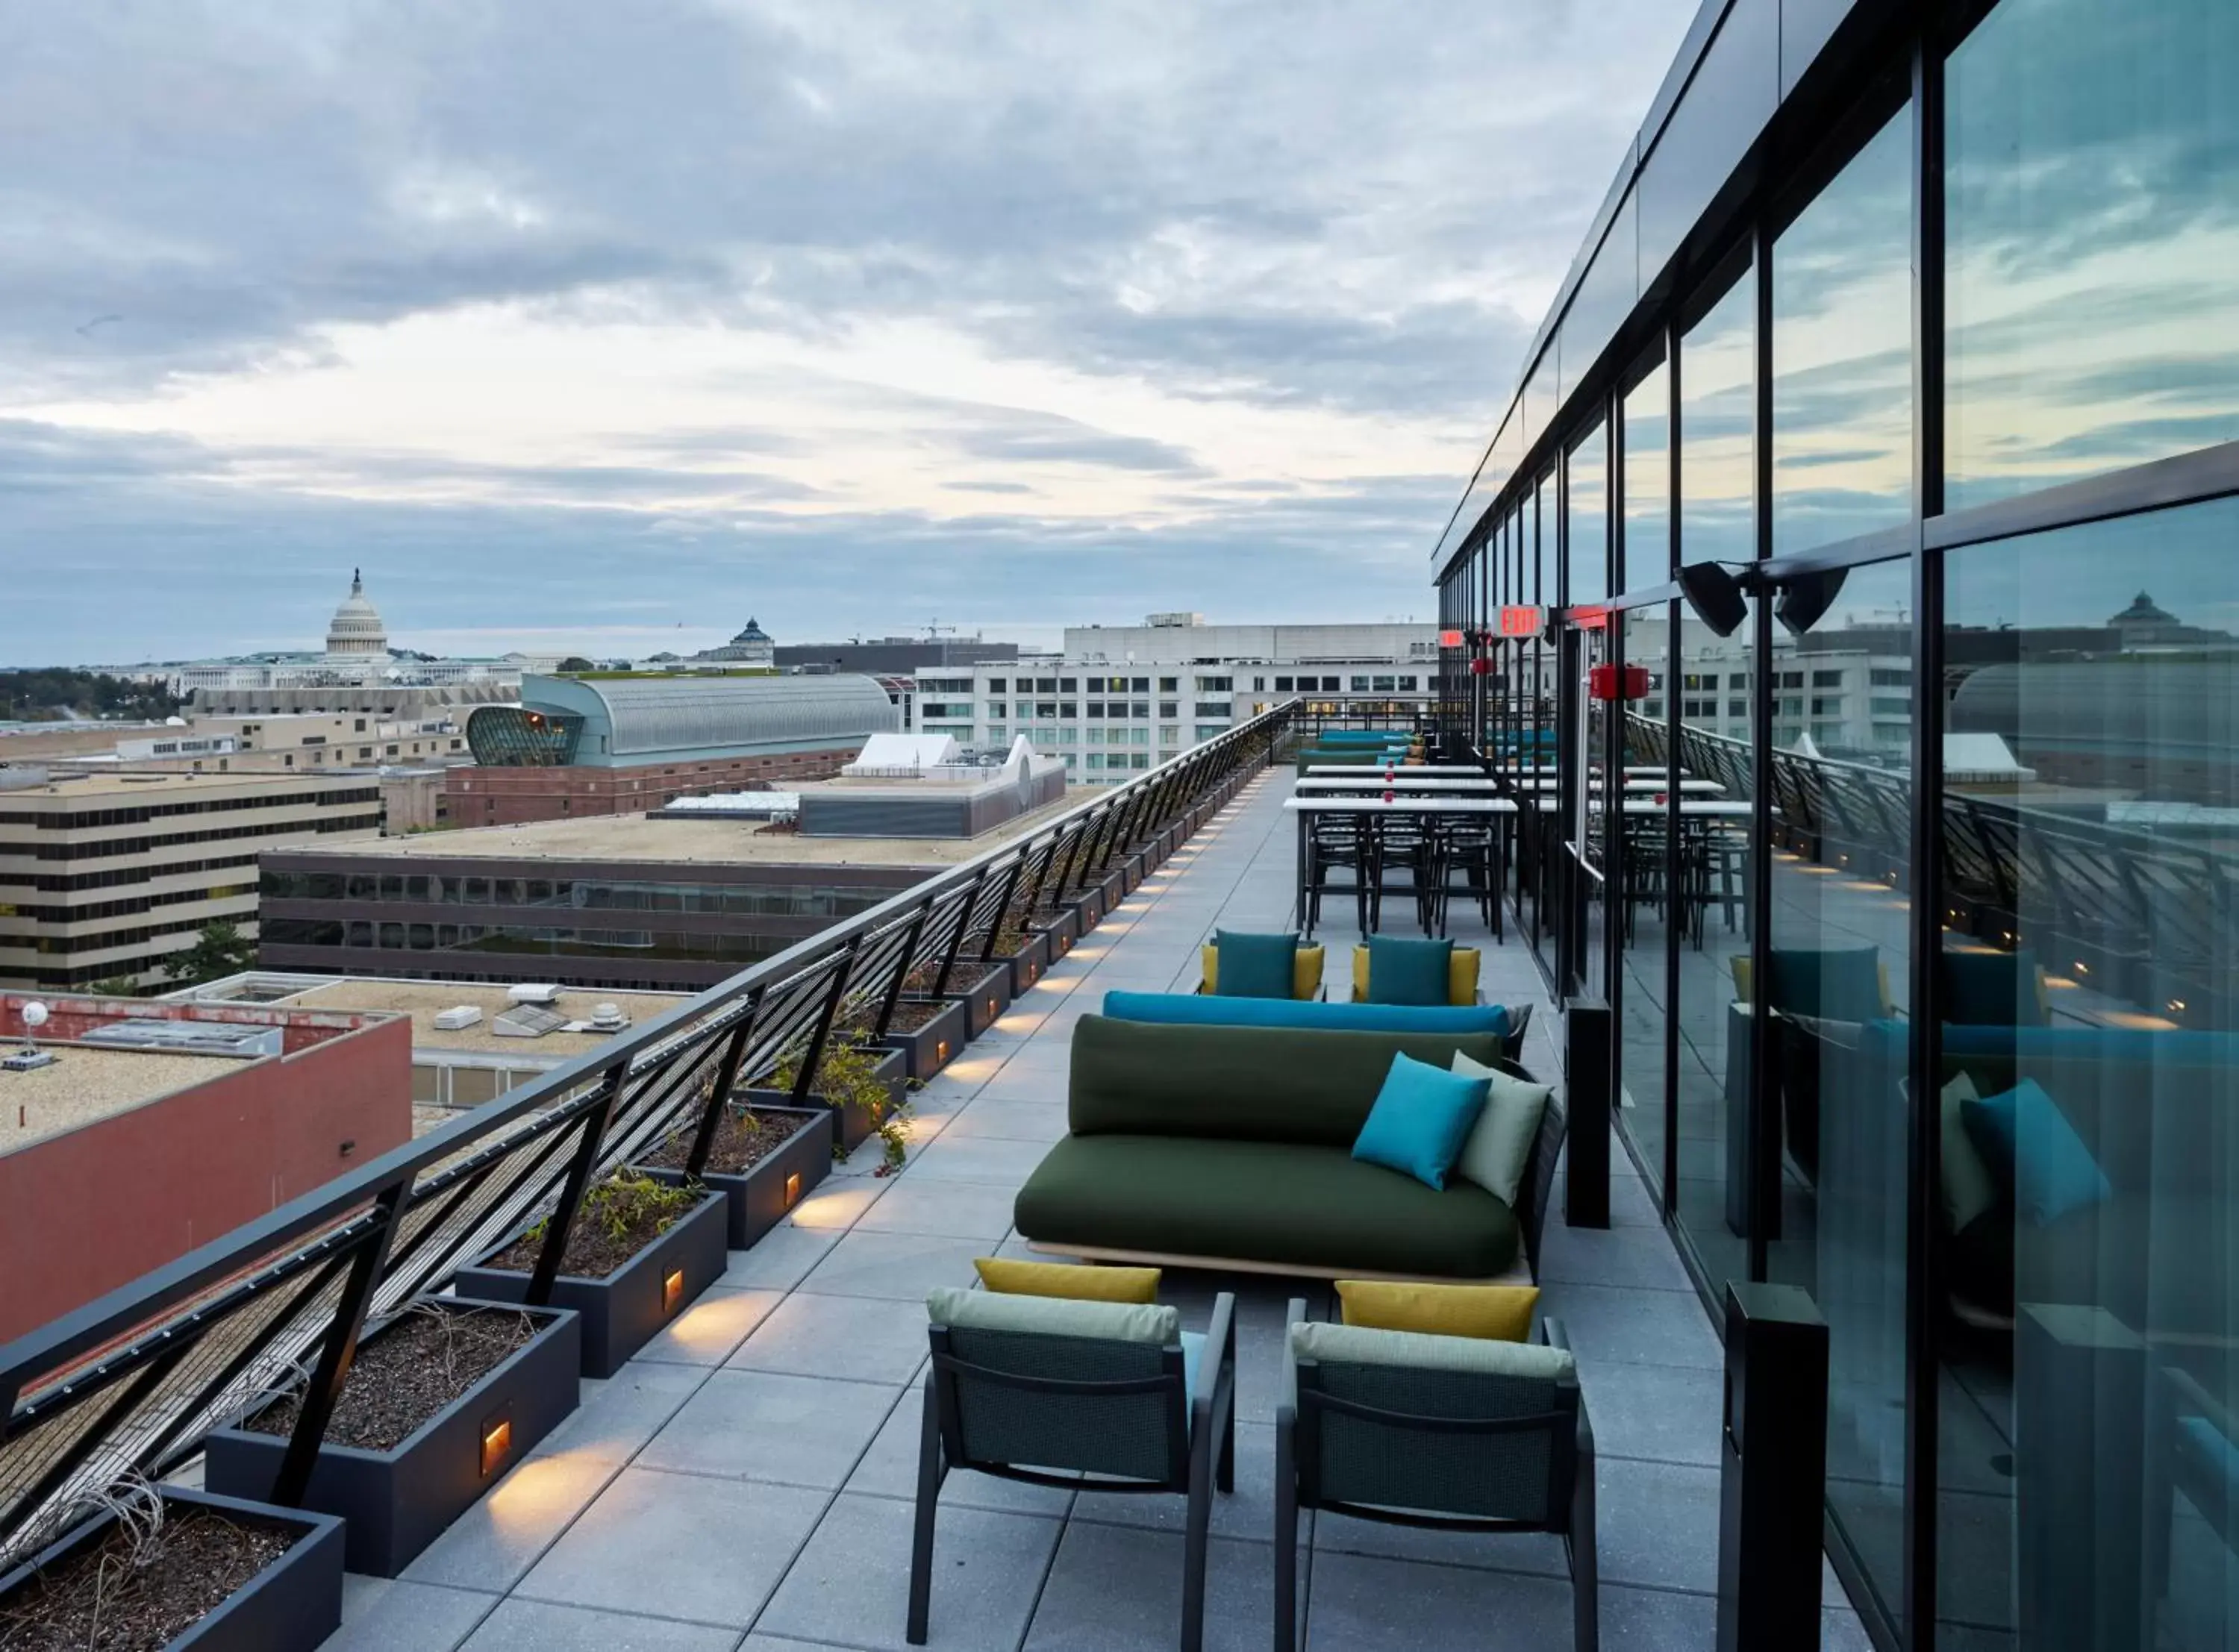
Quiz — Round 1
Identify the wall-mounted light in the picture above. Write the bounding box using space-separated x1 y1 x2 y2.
934 1039 949 1063
663 1267 686 1314
783 1171 802 1208
480 1416 512 1477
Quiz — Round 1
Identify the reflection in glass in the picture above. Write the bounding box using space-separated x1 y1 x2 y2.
1937 498 2239 1648
1773 102 1913 554
1681 269 1757 566
1758 558 1914 1612
1569 422 1609 609
1624 360 1670 592
1946 0 2239 508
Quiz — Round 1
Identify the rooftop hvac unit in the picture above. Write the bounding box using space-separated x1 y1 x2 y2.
505 983 563 1006
493 1004 569 1038
1 1050 56 1071
587 1004 629 1033
432 1006 484 1030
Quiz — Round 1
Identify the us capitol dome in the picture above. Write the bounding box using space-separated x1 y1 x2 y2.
323 568 390 665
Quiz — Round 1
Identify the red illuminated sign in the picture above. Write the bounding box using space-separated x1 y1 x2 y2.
1437 628 1465 648
1498 605 1543 638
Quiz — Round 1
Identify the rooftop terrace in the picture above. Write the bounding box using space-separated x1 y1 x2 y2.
290 770 1870 1651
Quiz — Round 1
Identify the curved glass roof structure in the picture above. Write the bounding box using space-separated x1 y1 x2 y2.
467 673 897 768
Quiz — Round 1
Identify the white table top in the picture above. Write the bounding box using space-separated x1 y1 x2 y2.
1284 796 1518 815
1296 775 1507 792
1505 777 1724 793
1304 763 1442 776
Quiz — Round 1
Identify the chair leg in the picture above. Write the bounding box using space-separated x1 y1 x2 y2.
1273 1412 1299 1652
1218 1370 1237 1495
1182 1418 1215 1652
907 1379 943 1645
1570 1454 1599 1652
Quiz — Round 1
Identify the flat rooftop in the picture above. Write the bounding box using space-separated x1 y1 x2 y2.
0 768 370 800
283 980 693 1060
0 1047 256 1155
281 786 1100 866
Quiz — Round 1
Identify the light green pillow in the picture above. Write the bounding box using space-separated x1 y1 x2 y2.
1449 1052 1553 1206
927 1286 1178 1345
1938 1072 1999 1233
1290 1319 1575 1380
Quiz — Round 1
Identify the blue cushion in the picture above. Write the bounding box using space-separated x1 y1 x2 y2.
1961 1078 2111 1226
1350 1053 1491 1191
1364 936 1453 1007
1213 930 1299 1000
1102 991 1508 1038
1939 948 2046 1027
1765 947 1883 1021
1181 1330 1205 1431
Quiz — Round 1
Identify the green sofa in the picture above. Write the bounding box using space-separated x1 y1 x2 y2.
1012 1016 1565 1282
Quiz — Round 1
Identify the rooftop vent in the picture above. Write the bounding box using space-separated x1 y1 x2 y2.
76 1020 283 1058
432 1006 484 1030
493 1004 568 1038
1 1050 56 1072
505 983 563 1006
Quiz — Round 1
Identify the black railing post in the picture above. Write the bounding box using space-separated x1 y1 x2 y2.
977 857 1029 962
683 1004 760 1180
934 871 987 994
872 904 934 1041
1048 817 1092 903
271 1182 408 1506
790 938 861 1109
527 1064 627 1307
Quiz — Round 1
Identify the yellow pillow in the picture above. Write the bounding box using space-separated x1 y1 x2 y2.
1350 945 1481 1006
1335 1280 1539 1342
1202 942 1322 998
974 1258 1161 1304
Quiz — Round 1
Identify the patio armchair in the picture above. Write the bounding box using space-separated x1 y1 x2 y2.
1275 1303 1596 1652
912 1287 1239 1651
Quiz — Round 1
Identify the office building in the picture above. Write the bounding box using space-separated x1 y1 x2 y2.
0 769 385 989
911 616 1440 783
772 633 1022 675
1430 0 2239 1642
452 672 897 827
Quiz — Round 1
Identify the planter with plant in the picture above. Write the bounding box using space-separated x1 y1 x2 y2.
1030 900 1081 949
203 1299 578 1578
457 1175 726 1378
872 992 970 1080
0 1479 343 1652
631 1102 831 1248
986 922 1052 998
752 1036 911 1166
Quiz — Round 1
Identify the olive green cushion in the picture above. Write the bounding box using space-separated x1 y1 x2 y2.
1014 1134 1522 1278
1067 1015 1506 1149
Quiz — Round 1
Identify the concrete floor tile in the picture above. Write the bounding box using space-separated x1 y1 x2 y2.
850 1176 1021 1242
459 1598 745 1651
728 1290 932 1386
1023 1524 1274 1652
329 1577 496 1652
634 1287 782 1367
639 1368 896 1489
404 1447 621 1591
799 1229 985 1301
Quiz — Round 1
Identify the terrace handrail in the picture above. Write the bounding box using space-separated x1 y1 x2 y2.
0 704 1293 1568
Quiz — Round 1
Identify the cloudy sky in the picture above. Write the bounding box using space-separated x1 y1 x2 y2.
4 0 1695 666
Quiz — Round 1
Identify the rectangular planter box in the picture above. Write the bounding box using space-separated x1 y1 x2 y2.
1065 883 1105 932
205 1299 578 1579
458 1192 728 1379
1095 868 1128 910
877 994 971 1080
634 1104 830 1250
997 928 1052 998
0 1486 343 1652
955 960 1013 1036
1118 852 1144 893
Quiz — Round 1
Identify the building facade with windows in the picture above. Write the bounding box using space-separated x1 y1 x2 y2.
1431 0 2237 1647
0 769 386 989
913 618 1439 783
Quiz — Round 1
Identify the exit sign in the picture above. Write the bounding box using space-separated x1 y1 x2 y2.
1498 605 1543 638
1437 628 1465 648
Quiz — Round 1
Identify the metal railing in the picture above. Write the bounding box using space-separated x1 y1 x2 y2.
0 705 1293 1567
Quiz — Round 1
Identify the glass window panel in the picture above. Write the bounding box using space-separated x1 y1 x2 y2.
1946 0 2239 508
1758 557 1915 1615
1681 268 1757 565
1936 497 2239 1648
1568 422 1609 608
1617 606 1674 1204
1624 359 1671 592
1773 101 1914 553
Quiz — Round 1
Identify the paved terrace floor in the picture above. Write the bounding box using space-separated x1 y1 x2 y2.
318 768 1872 1652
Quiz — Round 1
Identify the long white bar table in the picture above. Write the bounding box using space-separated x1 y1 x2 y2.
1296 775 1508 792
1506 777 1725 794
1284 795 1518 937
1526 796 1752 818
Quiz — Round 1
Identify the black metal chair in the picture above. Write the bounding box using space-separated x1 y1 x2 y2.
1305 813 1373 939
1367 813 1442 934
1275 1310 1596 1652
911 1292 1238 1650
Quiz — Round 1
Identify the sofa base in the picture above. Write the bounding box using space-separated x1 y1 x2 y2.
1023 1239 1532 1289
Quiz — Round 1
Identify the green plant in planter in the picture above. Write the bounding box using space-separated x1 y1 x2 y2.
525 1171 699 1249
770 1033 914 1175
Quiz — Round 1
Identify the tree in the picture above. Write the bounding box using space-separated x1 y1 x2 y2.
160 922 257 987
556 656 596 673
88 974 142 998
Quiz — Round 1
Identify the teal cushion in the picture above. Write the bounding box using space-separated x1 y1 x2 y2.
1102 991 1507 1039
1940 948 2046 1027
1213 930 1299 999
1365 936 1453 1007
1765 946 1883 1021
1181 1330 1205 1429
1351 1053 1490 1191
1961 1077 2111 1226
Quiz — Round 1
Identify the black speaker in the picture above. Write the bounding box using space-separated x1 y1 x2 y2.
1679 561 1749 636
1717 1282 1829 1652
1775 566 1848 636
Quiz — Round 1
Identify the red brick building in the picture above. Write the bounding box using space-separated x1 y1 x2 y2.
446 745 859 828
